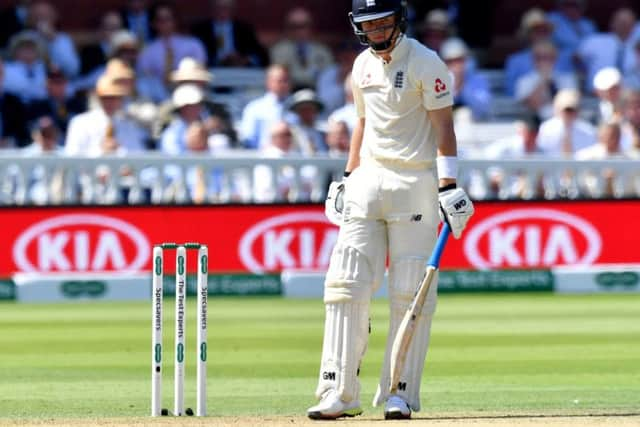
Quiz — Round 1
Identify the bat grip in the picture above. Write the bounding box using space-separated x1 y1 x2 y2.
427 222 450 268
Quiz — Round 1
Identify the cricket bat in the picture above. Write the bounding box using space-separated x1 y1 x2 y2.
388 222 451 394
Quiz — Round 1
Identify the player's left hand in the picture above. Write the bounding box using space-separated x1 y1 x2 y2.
438 187 474 239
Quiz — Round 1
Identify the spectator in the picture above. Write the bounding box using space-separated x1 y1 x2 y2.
325 120 350 158
317 42 360 116
79 11 123 76
239 64 295 149
0 0 29 49
73 30 166 104
328 73 357 134
109 30 166 103
288 88 327 154
514 40 577 120
0 58 29 147
28 65 87 136
253 120 317 203
486 114 544 158
537 89 597 156
576 121 624 159
620 89 640 152
483 114 546 200
623 39 640 90
576 121 632 198
4 30 48 103
184 122 212 204
440 37 491 121
418 9 452 53
65 74 148 156
26 1 79 77
162 121 227 204
15 116 65 205
191 0 268 67
120 0 153 43
321 119 351 191
270 7 334 90
170 57 213 88
153 57 234 143
137 2 207 89
505 8 574 96
21 115 60 155
593 67 624 123
100 58 161 134
160 84 207 155
577 8 640 92
547 0 597 57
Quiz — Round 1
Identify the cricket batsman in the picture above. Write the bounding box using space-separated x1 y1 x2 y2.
307 0 475 420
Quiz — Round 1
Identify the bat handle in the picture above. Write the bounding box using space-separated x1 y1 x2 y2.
427 222 450 268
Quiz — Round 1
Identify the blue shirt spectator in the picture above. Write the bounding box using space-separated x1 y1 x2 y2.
160 84 207 154
240 64 296 149
27 2 80 77
441 38 492 121
4 31 48 103
577 8 640 92
505 8 574 96
547 0 597 57
137 3 207 89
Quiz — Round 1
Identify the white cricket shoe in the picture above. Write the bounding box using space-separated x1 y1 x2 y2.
307 390 363 420
384 395 411 420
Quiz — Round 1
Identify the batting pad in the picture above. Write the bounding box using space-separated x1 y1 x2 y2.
373 257 437 411
315 299 370 403
315 244 374 403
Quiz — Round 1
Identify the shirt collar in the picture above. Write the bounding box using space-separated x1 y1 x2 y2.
369 35 409 65
265 91 287 104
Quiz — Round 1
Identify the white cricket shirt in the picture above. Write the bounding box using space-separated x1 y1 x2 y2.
352 36 453 167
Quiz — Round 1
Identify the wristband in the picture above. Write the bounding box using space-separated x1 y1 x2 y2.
438 183 457 193
436 156 458 179
343 171 351 178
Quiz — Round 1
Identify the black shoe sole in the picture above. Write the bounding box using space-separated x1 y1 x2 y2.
384 410 411 420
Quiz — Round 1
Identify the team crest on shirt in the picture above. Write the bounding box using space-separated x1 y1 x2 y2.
394 71 404 89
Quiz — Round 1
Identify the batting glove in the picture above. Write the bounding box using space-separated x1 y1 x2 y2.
438 185 474 239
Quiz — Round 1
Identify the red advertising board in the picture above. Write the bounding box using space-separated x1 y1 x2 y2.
0 201 638 276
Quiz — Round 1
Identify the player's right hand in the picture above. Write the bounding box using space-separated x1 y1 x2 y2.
438 187 474 239
324 179 346 226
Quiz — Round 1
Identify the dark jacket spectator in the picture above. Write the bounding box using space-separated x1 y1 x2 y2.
120 0 154 43
27 66 87 135
191 0 268 67
79 11 123 76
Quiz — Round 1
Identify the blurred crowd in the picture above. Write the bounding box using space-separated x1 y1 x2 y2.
0 0 639 204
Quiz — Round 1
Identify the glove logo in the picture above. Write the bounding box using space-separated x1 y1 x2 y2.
454 200 467 211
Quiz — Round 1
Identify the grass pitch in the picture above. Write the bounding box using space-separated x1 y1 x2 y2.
0 293 639 423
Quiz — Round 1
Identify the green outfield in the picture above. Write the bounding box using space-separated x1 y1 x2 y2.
0 293 639 423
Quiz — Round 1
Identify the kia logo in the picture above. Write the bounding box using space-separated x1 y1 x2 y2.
13 214 150 272
239 212 338 273
464 209 602 269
